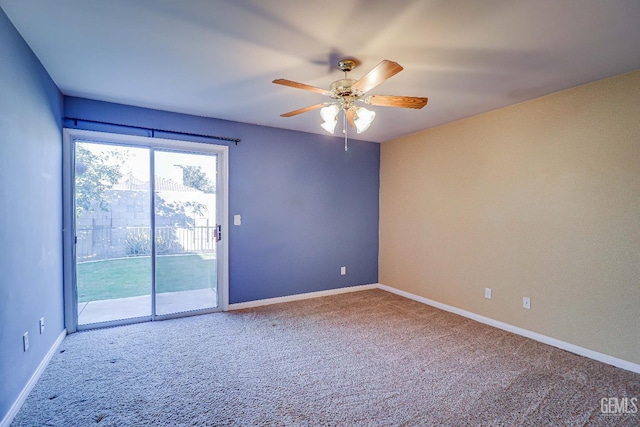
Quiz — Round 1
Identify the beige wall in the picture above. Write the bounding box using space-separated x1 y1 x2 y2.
379 71 640 365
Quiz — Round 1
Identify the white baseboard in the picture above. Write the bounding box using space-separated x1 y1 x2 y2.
1 329 67 427
228 284 378 311
377 283 640 374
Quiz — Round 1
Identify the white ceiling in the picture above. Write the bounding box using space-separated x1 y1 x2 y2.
2 0 640 143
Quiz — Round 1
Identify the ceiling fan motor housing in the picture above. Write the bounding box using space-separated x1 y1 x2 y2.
330 79 360 96
330 79 362 110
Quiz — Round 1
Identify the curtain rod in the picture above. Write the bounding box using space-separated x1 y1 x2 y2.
64 117 241 145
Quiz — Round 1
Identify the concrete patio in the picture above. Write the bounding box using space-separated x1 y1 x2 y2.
78 288 217 325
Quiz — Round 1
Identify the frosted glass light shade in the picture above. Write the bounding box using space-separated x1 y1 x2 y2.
321 119 338 133
320 104 340 122
354 106 375 133
320 104 340 134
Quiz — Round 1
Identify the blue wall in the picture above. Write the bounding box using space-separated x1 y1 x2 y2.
0 6 378 420
0 7 64 422
64 97 380 304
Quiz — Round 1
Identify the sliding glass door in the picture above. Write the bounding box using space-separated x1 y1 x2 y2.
75 142 152 324
64 129 228 330
154 150 218 315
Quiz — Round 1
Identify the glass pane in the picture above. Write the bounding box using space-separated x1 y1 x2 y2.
154 150 218 315
75 142 151 324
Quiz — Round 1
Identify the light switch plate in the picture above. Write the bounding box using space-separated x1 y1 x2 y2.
233 214 241 226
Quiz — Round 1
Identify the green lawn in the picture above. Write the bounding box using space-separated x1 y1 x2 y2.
77 254 216 302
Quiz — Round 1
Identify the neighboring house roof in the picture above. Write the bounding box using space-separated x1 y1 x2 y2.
113 173 200 192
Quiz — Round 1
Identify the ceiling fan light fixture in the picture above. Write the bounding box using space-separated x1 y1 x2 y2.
354 106 375 133
274 59 427 141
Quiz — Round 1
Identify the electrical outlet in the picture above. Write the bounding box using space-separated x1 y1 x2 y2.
340 266 346 276
23 332 29 351
484 288 492 299
40 317 45 334
523 297 531 310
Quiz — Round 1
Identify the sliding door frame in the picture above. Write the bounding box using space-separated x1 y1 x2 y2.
63 128 229 333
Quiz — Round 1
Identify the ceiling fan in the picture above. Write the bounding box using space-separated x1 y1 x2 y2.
273 59 428 144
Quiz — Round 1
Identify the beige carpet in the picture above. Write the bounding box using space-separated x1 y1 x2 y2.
12 289 639 426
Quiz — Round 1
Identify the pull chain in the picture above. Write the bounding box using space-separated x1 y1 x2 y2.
344 69 349 151
343 111 348 151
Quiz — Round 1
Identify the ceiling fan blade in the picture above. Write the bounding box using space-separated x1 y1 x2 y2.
352 60 403 94
280 103 327 117
365 95 428 109
345 109 356 128
273 79 332 96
